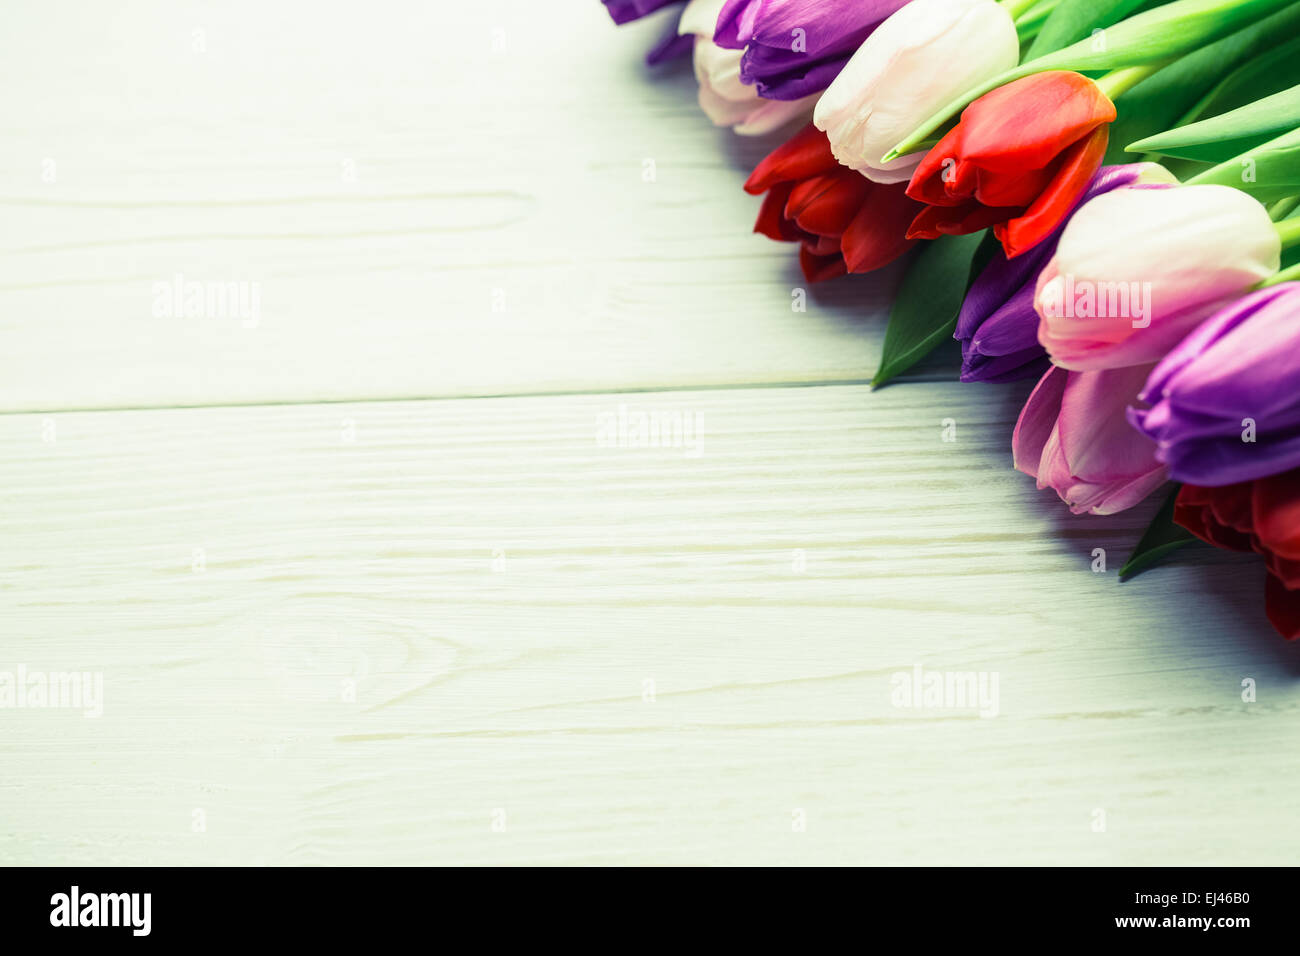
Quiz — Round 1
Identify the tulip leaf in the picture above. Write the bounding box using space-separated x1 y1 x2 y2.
871 232 987 389
1181 35 1300 123
1127 82 1300 163
1023 0 1150 61
1119 484 1197 581
1106 0 1300 164
1185 125 1300 202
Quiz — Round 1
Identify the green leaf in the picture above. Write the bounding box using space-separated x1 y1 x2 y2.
1024 0 1150 61
871 232 987 389
1180 34 1300 122
887 0 1297 160
1119 484 1197 580
1185 124 1300 202
1106 0 1300 163
1127 82 1300 163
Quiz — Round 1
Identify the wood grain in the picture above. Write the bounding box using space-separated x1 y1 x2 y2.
0 1 924 413
3 387 1295 865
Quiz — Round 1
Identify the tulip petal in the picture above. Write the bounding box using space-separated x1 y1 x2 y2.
799 245 848 283
1057 363 1159 481
1254 472 1300 565
959 72 1115 173
1012 365 1068 478
754 183 799 241
906 199 1021 239
744 123 840 194
785 170 875 238
840 180 921 272
995 125 1109 258
1264 574 1300 639
906 124 966 206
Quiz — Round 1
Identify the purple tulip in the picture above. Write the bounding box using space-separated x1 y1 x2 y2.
603 1 692 65
1128 283 1300 487
956 163 1174 384
603 0 680 23
712 0 911 101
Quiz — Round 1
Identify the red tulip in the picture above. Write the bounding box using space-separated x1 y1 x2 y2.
1175 473 1300 640
745 123 923 282
905 71 1115 258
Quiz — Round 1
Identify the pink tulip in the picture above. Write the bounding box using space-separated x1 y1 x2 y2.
1034 183 1280 370
1013 363 1167 515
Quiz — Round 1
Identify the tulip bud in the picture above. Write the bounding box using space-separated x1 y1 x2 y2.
1035 184 1280 371
957 163 1175 384
1013 363 1167 515
713 0 911 101
603 0 681 24
1129 284 1300 486
683 0 819 134
814 0 1019 184
905 71 1116 258
744 123 923 281
1176 474 1300 640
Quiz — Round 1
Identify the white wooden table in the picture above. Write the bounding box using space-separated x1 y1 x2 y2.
1 0 1296 866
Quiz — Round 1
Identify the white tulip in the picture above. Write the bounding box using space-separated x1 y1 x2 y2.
814 0 1019 183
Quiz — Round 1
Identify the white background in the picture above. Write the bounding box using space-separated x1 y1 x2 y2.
0 0 1296 865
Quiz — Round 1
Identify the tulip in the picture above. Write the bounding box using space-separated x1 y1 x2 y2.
906 71 1115 258
957 163 1177 384
744 123 923 281
682 0 819 134
814 0 1018 185
604 0 680 21
1128 284 1300 486
712 0 911 101
1035 184 1281 371
603 0 692 65
1013 363 1167 515
1176 474 1300 639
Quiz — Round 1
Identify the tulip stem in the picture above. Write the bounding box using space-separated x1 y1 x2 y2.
1093 64 1163 101
1013 0 1062 28
1269 195 1300 222
1260 261 1300 288
1000 0 1041 19
1273 215 1300 250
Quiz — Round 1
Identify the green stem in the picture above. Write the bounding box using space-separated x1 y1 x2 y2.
1269 195 1300 222
1001 0 1042 20
1272 216 1300 250
1017 22 1045 44
1260 261 1300 288
1093 63 1163 100
1015 0 1064 29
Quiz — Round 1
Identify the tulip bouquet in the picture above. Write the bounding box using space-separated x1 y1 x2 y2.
603 0 1300 640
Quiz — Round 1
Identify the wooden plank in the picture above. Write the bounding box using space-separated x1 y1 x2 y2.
2 384 1293 865
0 1 930 413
